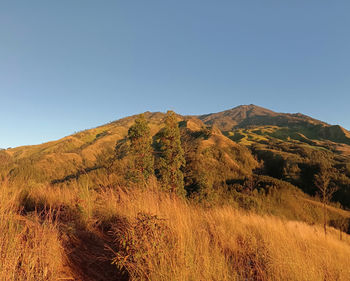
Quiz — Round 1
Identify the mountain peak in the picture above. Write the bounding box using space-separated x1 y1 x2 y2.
198 104 278 131
232 104 266 110
229 104 277 116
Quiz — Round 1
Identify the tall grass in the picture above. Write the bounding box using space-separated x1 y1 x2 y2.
1 180 350 280
0 182 71 281
97 188 350 281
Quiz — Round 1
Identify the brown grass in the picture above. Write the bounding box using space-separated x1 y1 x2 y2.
97 187 350 281
1 180 350 281
0 182 73 280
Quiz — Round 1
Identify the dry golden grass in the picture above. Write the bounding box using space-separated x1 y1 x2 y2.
1 180 350 281
0 182 72 281
95 187 350 281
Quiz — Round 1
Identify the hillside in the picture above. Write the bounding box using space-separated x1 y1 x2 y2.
1 105 350 207
0 112 168 184
198 105 350 208
1 105 350 280
199 104 350 145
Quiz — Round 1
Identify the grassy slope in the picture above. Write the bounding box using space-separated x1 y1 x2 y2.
1 109 349 221
0 112 169 184
2 182 350 281
1 107 350 280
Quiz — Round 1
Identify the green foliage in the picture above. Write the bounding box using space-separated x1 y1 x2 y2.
179 124 258 200
155 111 186 196
125 114 154 185
248 139 350 208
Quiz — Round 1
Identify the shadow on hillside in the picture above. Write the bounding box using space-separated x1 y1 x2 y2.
63 229 129 281
51 166 102 184
19 198 129 281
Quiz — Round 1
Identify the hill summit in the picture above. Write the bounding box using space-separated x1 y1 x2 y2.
199 104 326 129
199 104 278 129
198 104 350 145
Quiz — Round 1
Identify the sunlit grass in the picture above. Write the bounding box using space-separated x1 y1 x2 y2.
0 182 71 281
1 179 350 280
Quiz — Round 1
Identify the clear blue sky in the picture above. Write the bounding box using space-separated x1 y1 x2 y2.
1 1 349 148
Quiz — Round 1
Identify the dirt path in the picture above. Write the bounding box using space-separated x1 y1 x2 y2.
16 210 129 281
62 228 129 281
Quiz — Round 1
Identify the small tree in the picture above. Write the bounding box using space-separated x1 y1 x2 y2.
156 111 186 196
127 114 154 185
314 167 338 236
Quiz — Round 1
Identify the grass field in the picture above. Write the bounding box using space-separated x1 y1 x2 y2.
1 180 350 281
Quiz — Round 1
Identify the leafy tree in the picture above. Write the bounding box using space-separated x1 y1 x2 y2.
127 114 154 184
155 111 186 196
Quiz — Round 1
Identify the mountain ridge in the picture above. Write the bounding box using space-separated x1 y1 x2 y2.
2 104 349 151
1 104 350 215
199 104 328 129
197 104 350 146
0 104 350 151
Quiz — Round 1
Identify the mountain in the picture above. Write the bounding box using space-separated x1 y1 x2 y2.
199 104 350 145
198 104 350 154
199 104 326 128
0 110 258 189
1 105 350 208
199 104 281 130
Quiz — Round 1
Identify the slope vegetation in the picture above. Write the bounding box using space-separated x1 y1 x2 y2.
1 105 350 280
